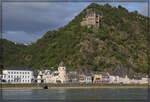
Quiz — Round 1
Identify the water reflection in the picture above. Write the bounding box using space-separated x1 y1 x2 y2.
2 88 147 100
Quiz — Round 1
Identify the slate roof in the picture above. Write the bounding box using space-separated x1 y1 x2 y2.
6 66 33 71
43 67 50 70
59 61 65 67
91 71 110 76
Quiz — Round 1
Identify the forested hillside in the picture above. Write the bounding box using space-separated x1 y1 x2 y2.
0 39 26 67
3 3 150 75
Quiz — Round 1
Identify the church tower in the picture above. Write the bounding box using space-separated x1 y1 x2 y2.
58 61 67 83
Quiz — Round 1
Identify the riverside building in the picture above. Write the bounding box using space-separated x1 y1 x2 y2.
2 67 34 84
49 61 67 84
37 61 67 84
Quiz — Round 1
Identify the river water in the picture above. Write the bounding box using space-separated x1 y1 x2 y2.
0 88 148 102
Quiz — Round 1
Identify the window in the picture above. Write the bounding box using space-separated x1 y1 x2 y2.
23 72 24 74
17 72 18 74
11 72 13 74
14 72 16 74
28 72 30 74
20 72 21 74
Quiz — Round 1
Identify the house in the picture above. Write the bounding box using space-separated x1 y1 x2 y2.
2 66 34 84
122 75 130 84
85 76 92 84
78 73 86 83
101 72 110 84
93 72 102 84
42 67 52 83
37 71 43 83
0 74 2 83
109 75 120 84
92 72 110 84
67 71 78 83
130 78 141 84
140 77 148 84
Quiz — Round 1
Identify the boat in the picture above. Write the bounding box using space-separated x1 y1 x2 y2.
43 84 48 89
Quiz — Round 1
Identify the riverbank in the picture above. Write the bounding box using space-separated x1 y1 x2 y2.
0 84 149 90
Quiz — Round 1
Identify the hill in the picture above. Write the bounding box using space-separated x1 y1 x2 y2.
0 39 26 67
3 3 150 76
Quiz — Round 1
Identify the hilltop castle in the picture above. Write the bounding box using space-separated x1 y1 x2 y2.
80 8 102 30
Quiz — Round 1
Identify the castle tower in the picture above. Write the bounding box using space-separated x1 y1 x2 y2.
80 8 102 30
58 61 67 83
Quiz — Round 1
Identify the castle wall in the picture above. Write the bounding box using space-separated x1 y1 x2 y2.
80 9 100 30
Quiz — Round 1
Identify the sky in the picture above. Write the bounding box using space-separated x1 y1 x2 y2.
2 2 149 43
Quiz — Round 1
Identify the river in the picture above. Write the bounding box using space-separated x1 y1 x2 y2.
0 88 148 102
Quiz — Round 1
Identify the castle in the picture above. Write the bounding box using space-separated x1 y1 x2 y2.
80 8 102 30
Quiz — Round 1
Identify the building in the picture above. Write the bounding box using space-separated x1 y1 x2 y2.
36 70 44 83
2 67 34 84
93 73 102 84
109 75 120 84
121 75 130 84
85 76 92 84
67 71 78 83
42 68 52 83
0 74 2 83
101 72 110 83
80 8 102 30
78 73 86 83
38 61 68 84
92 72 110 84
140 77 148 84
130 79 141 84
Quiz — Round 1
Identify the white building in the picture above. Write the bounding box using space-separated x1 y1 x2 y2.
37 70 43 83
2 67 34 84
130 79 141 84
119 75 130 84
109 76 120 84
40 68 52 83
85 76 92 84
0 74 2 83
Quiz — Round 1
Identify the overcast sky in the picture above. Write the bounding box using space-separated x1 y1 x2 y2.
2 2 149 43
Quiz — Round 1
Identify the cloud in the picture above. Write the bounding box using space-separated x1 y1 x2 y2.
3 2 90 43
3 3 89 32
2 2 148 43
138 3 149 16
3 30 43 43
